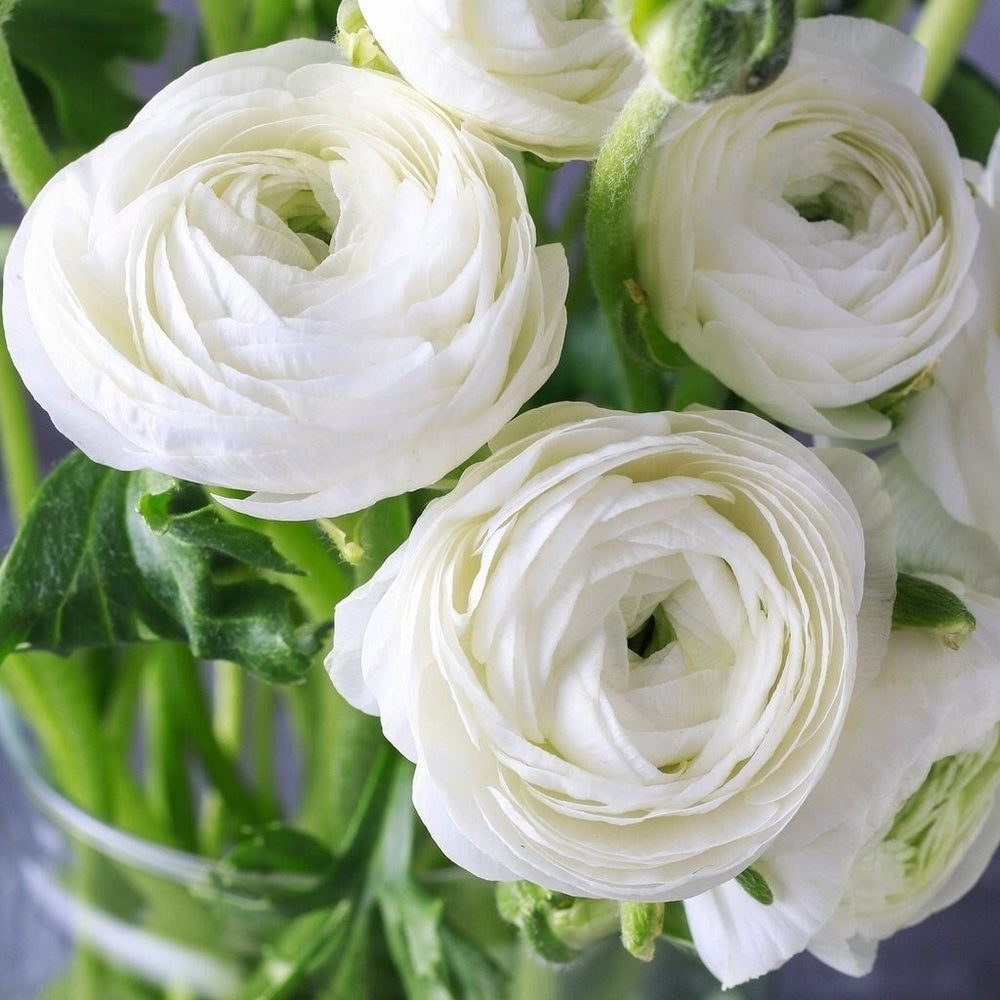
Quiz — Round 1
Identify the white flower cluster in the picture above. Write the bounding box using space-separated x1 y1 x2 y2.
3 2 999 992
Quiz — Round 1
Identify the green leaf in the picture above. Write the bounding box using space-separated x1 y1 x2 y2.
0 452 322 682
5 0 167 149
935 60 1000 163
211 823 337 916
137 480 303 575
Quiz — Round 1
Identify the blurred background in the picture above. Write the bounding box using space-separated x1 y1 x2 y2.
0 2 998 998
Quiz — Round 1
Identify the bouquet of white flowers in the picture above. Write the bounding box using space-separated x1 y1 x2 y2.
0 1 998 998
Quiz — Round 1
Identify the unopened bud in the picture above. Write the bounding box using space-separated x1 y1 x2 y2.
617 0 796 102
893 574 977 650
497 881 620 963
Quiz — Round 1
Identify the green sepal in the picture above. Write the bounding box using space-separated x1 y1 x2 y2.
735 866 774 905
619 901 664 961
892 573 977 650
0 451 324 682
869 366 935 425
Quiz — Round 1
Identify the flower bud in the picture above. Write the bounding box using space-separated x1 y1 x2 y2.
892 573 977 650
497 882 621 963
620 902 664 961
618 0 796 101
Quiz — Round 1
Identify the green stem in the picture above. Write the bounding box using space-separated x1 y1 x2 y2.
912 0 986 103
586 79 673 412
0 30 56 206
247 0 297 47
1 651 110 817
195 0 249 57
262 519 354 620
666 366 731 411
253 679 278 814
0 311 39 525
855 0 911 25
298 495 411 848
145 644 198 851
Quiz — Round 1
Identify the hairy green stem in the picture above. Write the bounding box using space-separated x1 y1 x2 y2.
0 30 56 205
587 79 673 412
912 0 986 103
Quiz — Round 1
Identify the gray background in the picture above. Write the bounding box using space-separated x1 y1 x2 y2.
1 2 998 997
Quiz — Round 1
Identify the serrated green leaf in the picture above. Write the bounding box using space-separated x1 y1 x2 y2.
936 60 1000 163
0 452 320 682
5 0 167 149
137 483 303 575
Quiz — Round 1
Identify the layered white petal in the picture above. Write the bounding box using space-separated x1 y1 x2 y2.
898 131 1000 552
687 473 1000 989
2 40 567 519
328 404 881 901
633 16 978 438
355 0 644 161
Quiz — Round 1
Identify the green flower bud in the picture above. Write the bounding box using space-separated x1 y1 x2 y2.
620 902 664 961
616 0 796 102
497 882 621 963
892 573 977 650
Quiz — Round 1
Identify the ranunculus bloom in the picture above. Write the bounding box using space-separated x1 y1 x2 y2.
353 0 644 161
686 580 1000 985
898 131 1000 557
328 403 893 900
2 40 567 520
685 466 1000 988
632 16 978 439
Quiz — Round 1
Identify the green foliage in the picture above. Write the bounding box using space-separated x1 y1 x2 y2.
935 60 1000 164
4 0 166 150
0 452 324 682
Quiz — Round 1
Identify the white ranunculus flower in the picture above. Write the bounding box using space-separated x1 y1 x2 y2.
328 403 894 900
632 16 978 439
898 131 1000 553
353 0 644 162
685 568 1000 987
2 40 567 520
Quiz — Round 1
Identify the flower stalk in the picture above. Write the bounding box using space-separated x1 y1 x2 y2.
912 0 987 102
0 30 55 206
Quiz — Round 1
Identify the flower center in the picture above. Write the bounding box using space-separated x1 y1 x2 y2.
784 179 865 230
626 605 676 659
